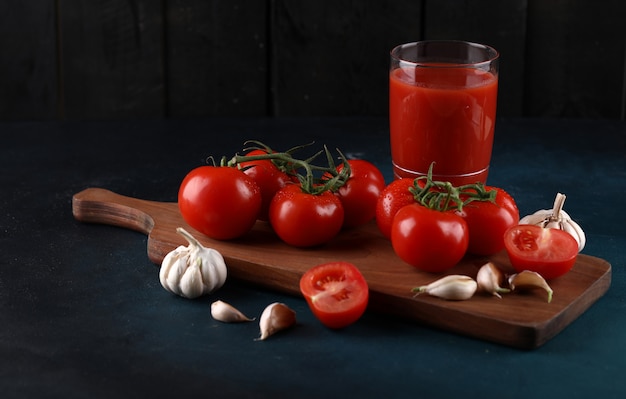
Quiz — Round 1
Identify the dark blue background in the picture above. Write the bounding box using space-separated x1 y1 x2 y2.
2 117 625 397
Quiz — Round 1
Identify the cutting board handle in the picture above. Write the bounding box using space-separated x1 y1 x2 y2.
72 188 157 235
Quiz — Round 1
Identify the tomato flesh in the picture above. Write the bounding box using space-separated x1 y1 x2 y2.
504 224 578 279
299 262 369 329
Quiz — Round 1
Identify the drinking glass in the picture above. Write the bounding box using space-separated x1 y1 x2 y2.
389 41 499 185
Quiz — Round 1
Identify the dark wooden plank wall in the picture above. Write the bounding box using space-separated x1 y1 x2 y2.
1 0 625 121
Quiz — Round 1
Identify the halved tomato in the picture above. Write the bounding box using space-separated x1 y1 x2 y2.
504 224 578 279
299 261 369 329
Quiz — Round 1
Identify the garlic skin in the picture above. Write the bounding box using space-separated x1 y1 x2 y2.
256 302 296 341
509 270 553 303
211 300 255 323
476 262 511 299
159 227 227 299
412 275 477 301
519 193 586 252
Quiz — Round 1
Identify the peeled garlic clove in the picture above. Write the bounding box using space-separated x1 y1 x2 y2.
211 300 255 323
256 302 296 341
509 270 554 303
412 275 477 301
476 262 511 299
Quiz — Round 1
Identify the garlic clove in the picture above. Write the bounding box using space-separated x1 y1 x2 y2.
509 270 554 303
159 227 227 299
211 300 255 323
519 193 586 252
178 258 205 299
476 262 511 298
412 275 477 301
256 302 296 341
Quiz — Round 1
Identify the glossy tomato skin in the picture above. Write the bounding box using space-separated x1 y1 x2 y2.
240 149 291 221
334 160 386 228
504 224 578 279
299 261 369 329
178 166 261 240
375 178 416 239
269 184 344 247
457 186 520 256
391 204 469 272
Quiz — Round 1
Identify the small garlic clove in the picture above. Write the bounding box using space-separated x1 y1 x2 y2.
509 270 554 303
256 302 296 341
211 300 255 323
178 258 205 299
412 275 477 301
476 262 511 299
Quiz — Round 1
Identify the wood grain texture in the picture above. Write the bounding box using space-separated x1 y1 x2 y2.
0 0 58 120
58 0 165 119
165 0 268 117
4 1 626 120
525 0 626 118
72 187 612 349
270 0 423 116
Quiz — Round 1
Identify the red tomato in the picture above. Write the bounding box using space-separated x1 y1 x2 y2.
239 149 291 221
504 224 578 279
457 186 520 255
299 261 369 329
334 160 386 228
391 204 469 272
375 178 416 239
178 166 261 240
269 184 344 247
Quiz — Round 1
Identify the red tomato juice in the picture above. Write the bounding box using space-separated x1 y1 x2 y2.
389 66 498 185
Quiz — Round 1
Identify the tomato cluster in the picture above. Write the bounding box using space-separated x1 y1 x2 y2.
375 168 520 273
178 142 386 248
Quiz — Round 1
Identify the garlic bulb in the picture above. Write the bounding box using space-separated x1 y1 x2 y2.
509 270 553 303
476 262 510 298
159 227 227 299
412 275 477 301
519 193 586 252
256 302 296 341
211 300 255 322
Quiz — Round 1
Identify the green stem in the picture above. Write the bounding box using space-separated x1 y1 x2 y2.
226 143 351 195
408 162 497 212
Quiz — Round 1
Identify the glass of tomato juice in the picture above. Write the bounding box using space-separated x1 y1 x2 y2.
389 41 499 185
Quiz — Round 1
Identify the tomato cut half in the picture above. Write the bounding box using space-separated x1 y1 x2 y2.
504 224 578 280
299 262 369 329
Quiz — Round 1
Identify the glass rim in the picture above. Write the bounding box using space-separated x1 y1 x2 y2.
391 40 500 69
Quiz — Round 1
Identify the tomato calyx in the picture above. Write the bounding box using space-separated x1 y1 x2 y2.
225 141 352 196
409 163 496 212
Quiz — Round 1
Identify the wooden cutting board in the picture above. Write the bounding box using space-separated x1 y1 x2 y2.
72 187 611 349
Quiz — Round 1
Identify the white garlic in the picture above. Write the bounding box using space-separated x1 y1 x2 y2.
476 262 511 298
412 275 477 301
211 300 255 323
256 302 296 341
159 227 227 299
509 270 553 303
519 193 586 252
